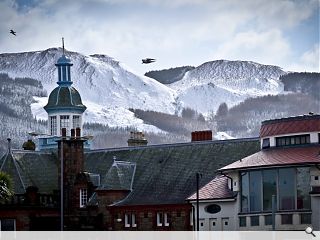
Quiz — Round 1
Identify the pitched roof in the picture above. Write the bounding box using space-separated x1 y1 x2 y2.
0 150 58 194
187 175 236 201
0 152 28 194
1 138 260 205
219 145 320 172
260 114 320 138
84 138 259 206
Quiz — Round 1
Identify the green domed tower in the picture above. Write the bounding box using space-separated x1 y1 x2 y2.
39 39 88 150
44 42 86 137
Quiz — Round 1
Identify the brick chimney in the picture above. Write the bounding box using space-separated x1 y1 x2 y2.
191 130 212 142
127 131 148 147
58 128 86 215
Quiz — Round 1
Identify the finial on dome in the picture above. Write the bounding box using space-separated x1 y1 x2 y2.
62 37 65 55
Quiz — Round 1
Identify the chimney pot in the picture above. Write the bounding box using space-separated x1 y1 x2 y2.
71 129 75 138
76 127 81 138
62 128 67 138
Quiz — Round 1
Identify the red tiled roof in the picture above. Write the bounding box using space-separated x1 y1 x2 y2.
260 117 320 138
187 175 235 201
219 145 320 171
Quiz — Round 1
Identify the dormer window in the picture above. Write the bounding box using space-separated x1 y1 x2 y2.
276 134 310 147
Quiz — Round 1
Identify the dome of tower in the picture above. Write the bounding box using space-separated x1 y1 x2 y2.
44 86 86 112
56 54 72 65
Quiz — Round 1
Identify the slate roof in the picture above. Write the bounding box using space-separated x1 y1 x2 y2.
0 150 58 194
84 138 259 206
187 175 236 201
260 114 320 138
0 138 260 205
219 145 320 172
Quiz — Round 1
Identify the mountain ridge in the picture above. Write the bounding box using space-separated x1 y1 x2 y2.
0 48 307 134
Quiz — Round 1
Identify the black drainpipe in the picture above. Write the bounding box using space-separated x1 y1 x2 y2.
219 171 233 191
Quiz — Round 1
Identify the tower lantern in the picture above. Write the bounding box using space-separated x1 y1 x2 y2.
43 39 86 137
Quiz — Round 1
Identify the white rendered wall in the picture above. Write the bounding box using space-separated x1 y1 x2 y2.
191 200 237 231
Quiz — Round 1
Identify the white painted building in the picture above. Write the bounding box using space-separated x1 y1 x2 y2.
188 113 320 231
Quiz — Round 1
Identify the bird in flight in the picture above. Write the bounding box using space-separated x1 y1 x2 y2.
142 58 156 64
10 30 16 36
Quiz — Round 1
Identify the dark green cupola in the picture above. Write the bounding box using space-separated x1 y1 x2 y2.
43 38 86 137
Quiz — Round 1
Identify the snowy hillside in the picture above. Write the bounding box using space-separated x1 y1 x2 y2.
0 48 176 131
170 60 286 114
0 49 291 134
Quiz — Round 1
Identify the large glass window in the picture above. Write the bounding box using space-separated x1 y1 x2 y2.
250 171 262 212
263 169 277 211
241 172 249 213
279 168 295 210
240 167 310 213
297 168 311 209
50 116 57 136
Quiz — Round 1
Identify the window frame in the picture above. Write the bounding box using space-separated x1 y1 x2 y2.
60 115 70 133
157 213 163 227
275 134 310 147
79 188 88 208
0 219 16 231
72 115 81 129
50 116 57 136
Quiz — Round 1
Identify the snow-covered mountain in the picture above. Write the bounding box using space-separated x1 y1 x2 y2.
0 49 288 133
170 60 286 114
0 48 176 131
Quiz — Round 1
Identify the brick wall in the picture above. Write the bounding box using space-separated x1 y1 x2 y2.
107 204 193 231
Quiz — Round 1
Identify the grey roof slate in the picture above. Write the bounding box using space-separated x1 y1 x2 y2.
0 150 58 194
84 138 260 206
0 138 260 205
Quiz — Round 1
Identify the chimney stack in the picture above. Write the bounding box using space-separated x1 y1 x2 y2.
191 130 212 142
127 131 148 147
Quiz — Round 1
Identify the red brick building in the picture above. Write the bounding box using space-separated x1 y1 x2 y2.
0 134 259 230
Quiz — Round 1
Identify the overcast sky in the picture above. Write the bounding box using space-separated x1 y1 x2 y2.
1 0 319 74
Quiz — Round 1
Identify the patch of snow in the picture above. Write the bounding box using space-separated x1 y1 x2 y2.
214 131 235 140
